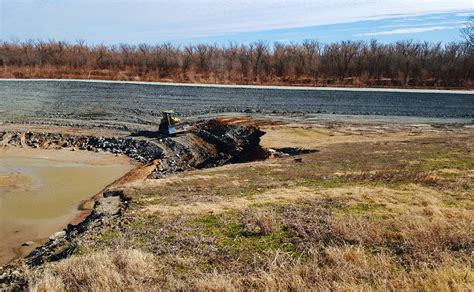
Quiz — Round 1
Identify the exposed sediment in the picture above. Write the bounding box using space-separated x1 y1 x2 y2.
0 119 267 288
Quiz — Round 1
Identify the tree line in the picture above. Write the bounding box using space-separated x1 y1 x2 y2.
0 38 472 88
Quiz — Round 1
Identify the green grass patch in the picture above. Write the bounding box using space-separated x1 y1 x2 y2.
73 245 93 256
99 229 121 242
192 213 299 259
341 202 386 215
420 150 474 171
296 177 348 188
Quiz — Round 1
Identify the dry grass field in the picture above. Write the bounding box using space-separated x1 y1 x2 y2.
27 123 473 291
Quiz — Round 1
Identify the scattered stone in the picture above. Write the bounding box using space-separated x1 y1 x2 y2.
49 231 66 241
96 195 123 216
22 241 35 247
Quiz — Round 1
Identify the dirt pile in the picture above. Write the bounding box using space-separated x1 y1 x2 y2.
195 119 268 166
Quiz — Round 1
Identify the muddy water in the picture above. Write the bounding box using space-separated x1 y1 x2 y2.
0 148 134 264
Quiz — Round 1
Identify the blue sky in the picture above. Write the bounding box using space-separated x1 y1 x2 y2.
0 0 472 45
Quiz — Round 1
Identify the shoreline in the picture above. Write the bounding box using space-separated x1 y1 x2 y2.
0 147 135 266
1 78 473 94
0 147 154 266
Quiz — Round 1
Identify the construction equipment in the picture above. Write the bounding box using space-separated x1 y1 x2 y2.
158 110 193 135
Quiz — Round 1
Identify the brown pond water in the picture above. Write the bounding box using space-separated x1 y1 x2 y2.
0 148 134 265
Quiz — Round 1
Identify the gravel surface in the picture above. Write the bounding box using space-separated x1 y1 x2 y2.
1 80 473 128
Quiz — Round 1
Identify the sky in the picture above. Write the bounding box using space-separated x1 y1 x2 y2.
0 0 472 45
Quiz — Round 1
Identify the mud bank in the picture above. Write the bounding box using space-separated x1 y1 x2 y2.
0 120 266 288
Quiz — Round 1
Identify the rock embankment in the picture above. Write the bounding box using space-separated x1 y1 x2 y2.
0 120 266 176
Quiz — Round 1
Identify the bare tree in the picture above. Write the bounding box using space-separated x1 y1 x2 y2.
0 39 472 88
461 16 474 47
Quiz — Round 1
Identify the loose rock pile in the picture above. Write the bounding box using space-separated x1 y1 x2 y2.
1 120 266 172
21 132 164 163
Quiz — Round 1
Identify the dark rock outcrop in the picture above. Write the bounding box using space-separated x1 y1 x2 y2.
1 120 266 172
194 119 267 167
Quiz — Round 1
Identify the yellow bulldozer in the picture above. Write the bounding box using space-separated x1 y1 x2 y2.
158 110 193 135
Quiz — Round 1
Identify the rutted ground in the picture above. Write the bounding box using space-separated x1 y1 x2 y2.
2 121 471 290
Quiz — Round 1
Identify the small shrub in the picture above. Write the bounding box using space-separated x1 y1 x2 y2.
241 211 277 236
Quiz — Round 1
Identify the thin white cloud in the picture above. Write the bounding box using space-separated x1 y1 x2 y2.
1 0 473 42
147 0 473 37
378 20 466 30
355 25 461 36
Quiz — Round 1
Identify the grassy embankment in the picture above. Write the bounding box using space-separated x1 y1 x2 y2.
28 124 473 290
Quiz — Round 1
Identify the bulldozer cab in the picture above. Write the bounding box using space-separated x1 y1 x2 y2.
162 110 180 125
